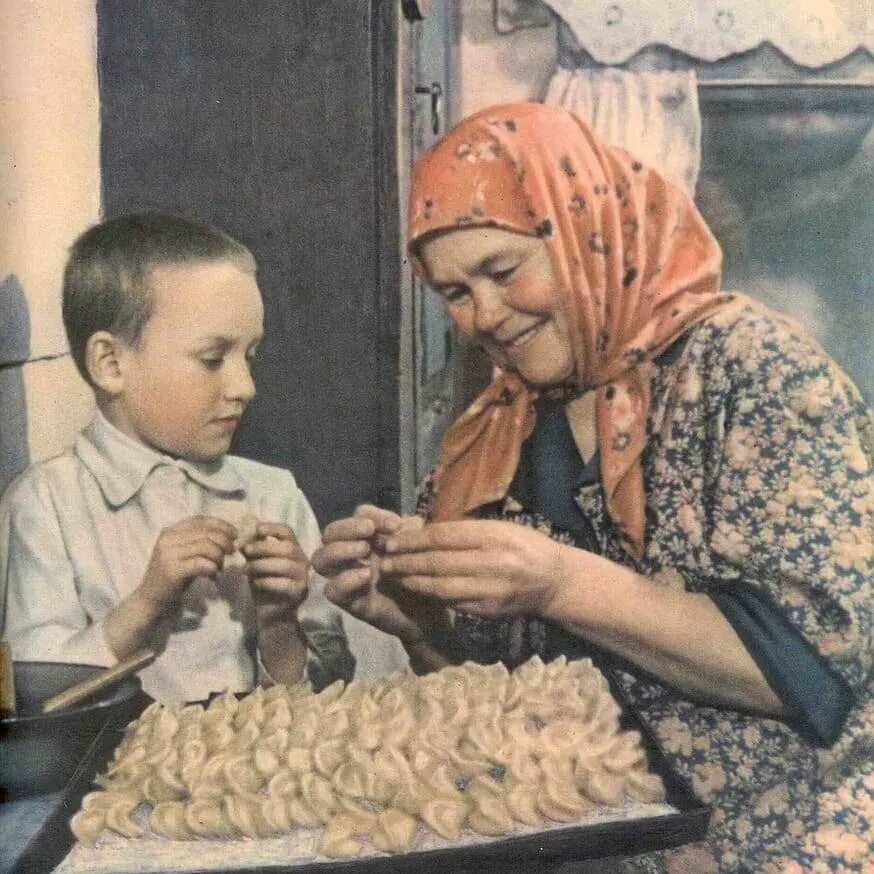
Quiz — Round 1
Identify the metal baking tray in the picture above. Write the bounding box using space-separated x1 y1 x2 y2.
14 684 709 873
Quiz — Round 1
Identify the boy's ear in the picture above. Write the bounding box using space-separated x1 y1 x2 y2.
85 331 128 395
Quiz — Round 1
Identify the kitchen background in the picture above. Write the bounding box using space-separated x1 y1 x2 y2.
1 0 871 523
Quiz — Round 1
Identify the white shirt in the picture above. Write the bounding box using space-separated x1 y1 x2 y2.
0 411 408 702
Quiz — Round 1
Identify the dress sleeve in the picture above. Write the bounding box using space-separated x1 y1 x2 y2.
1 472 117 666
704 315 872 745
709 583 854 745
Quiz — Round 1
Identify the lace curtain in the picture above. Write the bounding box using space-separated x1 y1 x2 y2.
544 69 702 196
540 1 873 68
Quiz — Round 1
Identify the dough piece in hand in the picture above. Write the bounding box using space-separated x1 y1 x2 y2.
223 512 260 571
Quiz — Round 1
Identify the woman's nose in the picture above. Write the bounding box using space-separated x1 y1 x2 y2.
471 282 510 335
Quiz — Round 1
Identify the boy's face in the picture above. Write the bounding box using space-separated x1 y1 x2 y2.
114 259 264 462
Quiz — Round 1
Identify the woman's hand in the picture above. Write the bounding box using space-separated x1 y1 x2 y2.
313 505 451 647
380 519 571 618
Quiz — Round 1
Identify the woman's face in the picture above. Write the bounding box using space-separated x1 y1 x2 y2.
417 227 574 389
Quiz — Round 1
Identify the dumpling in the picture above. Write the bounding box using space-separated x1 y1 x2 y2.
142 774 185 805
70 808 106 846
312 737 347 778
288 710 319 748
187 778 225 801
150 801 192 840
287 795 322 828
541 719 588 755
336 798 378 836
223 511 259 571
423 762 464 798
332 761 368 799
504 746 539 785
625 768 666 804
391 775 431 818
601 730 646 774
80 789 139 812
506 783 542 827
370 746 406 791
260 795 293 834
575 762 625 807
319 707 350 740
230 718 262 751
354 717 382 751
222 752 264 796
261 727 290 757
409 748 437 779
318 814 361 858
261 699 293 735
179 738 208 782
467 782 515 836
380 703 415 748
203 722 236 755
96 760 150 793
224 794 270 839
362 768 395 805
150 707 180 744
465 705 505 757
372 808 418 853
336 679 367 709
104 800 143 838
515 655 546 687
537 776 592 822
266 770 298 799
285 746 313 776
299 773 339 823
252 744 282 778
419 797 469 841
447 740 492 774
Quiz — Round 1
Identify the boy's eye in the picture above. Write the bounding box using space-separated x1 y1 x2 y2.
200 357 224 371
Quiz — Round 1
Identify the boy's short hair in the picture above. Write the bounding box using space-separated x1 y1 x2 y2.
62 212 256 384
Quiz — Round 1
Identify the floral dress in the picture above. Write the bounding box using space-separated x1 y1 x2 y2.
419 303 873 873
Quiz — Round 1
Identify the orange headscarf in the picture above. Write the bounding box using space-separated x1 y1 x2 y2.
409 102 736 559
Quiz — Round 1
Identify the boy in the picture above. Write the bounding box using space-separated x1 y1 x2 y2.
0 212 407 702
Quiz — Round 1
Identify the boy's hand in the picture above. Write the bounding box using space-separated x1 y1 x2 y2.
139 515 237 614
247 523 309 685
243 522 309 612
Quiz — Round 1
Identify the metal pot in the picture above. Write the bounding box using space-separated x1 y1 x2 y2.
0 662 142 799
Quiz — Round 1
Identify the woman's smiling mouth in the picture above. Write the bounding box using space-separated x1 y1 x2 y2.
503 319 548 349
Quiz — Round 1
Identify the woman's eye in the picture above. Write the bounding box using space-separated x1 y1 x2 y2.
200 357 223 371
491 266 518 284
441 286 471 304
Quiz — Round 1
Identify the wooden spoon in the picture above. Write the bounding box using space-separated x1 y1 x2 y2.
41 648 156 714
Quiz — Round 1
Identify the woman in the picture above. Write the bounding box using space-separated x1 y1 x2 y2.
313 103 872 872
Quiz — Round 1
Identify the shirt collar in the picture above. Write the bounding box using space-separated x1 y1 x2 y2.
76 410 247 508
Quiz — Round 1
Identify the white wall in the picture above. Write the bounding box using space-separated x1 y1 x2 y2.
453 0 557 118
0 0 99 465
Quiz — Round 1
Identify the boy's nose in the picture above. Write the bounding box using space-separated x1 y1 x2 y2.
225 362 256 403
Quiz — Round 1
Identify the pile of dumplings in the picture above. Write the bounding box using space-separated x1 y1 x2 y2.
71 656 665 857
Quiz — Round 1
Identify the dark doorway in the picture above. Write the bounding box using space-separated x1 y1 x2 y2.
98 0 402 524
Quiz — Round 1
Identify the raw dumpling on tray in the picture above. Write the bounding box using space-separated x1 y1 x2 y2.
72 656 666 858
